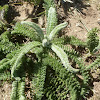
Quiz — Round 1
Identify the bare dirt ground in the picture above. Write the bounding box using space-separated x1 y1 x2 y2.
0 0 100 100
57 0 100 41
0 82 11 100
13 2 34 22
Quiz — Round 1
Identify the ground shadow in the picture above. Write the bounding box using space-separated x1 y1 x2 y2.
24 2 44 23
61 0 91 16
0 0 9 6
6 5 20 24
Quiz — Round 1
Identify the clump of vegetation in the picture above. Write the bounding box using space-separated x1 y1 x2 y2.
87 28 99 53
0 5 9 20
0 5 9 33
0 0 100 100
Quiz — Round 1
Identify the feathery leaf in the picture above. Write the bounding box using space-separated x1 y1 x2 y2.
51 44 79 73
46 7 57 36
21 21 44 40
11 41 41 78
48 22 68 40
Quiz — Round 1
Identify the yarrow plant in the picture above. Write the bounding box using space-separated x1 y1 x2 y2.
0 0 99 100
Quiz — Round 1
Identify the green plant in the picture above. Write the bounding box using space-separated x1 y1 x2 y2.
43 0 55 16
87 28 99 53
2 0 100 99
86 28 100 70
0 4 9 20
0 5 9 33
0 5 93 100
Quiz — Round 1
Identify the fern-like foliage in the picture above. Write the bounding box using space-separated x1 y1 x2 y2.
43 0 55 16
87 28 99 53
0 71 10 80
0 2 98 100
11 22 40 41
87 56 100 70
32 63 46 100
0 31 18 54
0 21 7 33
0 5 9 33
11 80 26 100
43 54 81 100
0 5 9 21
44 66 69 100
85 28 100 70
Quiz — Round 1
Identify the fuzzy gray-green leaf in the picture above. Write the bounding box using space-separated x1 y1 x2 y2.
11 41 41 78
48 22 68 40
51 44 79 73
46 7 57 36
21 21 44 40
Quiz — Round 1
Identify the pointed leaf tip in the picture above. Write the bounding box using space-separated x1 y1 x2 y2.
51 44 79 73
48 22 68 40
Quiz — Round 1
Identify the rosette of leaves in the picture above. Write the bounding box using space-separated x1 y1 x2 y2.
0 6 92 100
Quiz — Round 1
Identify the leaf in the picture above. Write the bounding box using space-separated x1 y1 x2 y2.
19 81 26 100
51 44 79 73
11 41 41 78
11 22 40 41
32 65 46 100
48 22 68 40
11 80 26 100
87 28 99 53
21 21 44 40
11 81 18 100
43 0 55 16
46 7 57 36
92 39 100 54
